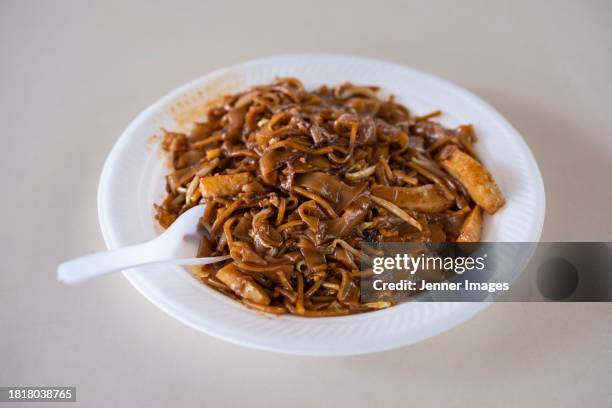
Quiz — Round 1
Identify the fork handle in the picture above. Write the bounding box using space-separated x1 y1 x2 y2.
57 242 160 285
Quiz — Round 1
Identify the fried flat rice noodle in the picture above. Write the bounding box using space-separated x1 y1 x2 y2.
155 78 505 316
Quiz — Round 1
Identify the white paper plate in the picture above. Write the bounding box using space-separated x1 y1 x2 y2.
98 54 545 355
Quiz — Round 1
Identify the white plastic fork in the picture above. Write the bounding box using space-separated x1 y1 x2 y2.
57 205 230 285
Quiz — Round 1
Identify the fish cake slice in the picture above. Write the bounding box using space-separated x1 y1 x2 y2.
439 146 505 214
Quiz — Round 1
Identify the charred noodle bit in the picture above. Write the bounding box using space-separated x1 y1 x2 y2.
154 78 506 316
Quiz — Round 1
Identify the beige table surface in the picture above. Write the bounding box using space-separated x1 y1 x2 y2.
1 0 611 406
